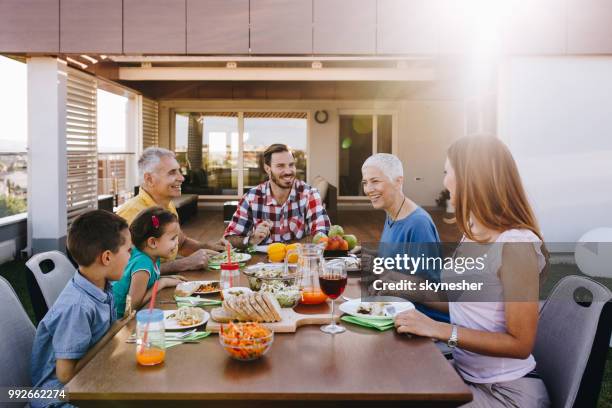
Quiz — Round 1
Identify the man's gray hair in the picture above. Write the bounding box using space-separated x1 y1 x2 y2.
361 153 404 181
138 147 176 183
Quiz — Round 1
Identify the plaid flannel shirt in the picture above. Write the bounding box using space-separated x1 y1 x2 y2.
224 180 330 243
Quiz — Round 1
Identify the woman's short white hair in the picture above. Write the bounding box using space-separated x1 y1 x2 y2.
361 153 404 181
138 147 176 183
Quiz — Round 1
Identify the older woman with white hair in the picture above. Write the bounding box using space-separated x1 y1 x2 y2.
361 153 448 322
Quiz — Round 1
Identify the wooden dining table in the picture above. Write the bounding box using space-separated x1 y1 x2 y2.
66 252 472 407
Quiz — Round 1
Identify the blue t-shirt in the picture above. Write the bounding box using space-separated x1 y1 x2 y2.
112 246 160 318
30 272 116 408
378 206 449 322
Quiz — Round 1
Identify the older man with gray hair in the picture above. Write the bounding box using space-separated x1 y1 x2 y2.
117 147 223 272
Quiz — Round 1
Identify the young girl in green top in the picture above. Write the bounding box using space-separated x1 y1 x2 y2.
113 206 186 317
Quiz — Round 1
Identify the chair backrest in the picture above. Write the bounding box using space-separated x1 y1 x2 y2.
26 251 76 309
534 275 612 408
0 276 35 402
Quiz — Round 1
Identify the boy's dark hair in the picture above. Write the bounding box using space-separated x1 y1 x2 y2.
67 210 129 267
263 143 292 167
130 206 178 250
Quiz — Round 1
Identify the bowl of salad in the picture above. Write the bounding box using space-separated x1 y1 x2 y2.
243 263 301 308
219 322 274 361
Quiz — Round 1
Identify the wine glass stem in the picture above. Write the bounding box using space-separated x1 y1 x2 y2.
330 299 336 328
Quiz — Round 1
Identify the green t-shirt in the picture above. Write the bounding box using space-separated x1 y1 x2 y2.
112 247 160 318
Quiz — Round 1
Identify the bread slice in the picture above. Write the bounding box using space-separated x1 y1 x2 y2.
240 295 263 322
249 294 271 322
254 293 275 322
226 297 249 321
261 292 282 322
211 307 235 323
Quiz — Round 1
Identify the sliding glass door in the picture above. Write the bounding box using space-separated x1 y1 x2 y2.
175 111 307 197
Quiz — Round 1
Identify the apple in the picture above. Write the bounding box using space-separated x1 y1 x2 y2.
328 225 345 238
343 234 358 250
313 232 328 244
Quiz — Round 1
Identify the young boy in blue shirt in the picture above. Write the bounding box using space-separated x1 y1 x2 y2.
30 210 132 407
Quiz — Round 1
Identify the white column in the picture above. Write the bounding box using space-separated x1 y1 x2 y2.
26 57 67 254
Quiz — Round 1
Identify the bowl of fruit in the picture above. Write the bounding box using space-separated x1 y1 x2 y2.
313 225 358 257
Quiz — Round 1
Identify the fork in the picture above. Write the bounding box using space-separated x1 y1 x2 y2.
129 328 197 340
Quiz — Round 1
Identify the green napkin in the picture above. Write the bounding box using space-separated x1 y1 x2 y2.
341 315 395 331
164 331 211 349
174 296 222 307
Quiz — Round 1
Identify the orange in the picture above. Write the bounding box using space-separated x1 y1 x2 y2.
286 243 300 263
339 239 349 251
267 243 287 263
327 237 340 251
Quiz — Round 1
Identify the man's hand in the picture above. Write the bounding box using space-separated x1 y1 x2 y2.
204 237 228 252
174 249 211 271
249 220 273 246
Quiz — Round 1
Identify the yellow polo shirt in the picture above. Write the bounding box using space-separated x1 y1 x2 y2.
117 188 179 261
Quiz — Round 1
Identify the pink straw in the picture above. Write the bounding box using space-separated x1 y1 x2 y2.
140 279 160 353
226 242 233 286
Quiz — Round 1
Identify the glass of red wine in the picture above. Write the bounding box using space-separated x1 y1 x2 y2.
319 262 347 334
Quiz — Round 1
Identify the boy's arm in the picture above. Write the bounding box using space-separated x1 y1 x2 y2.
56 359 78 384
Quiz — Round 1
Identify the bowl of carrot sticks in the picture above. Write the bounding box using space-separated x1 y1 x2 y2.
219 322 274 361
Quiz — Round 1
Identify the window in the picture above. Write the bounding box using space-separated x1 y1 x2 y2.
0 56 27 218
243 113 307 189
174 111 307 196
97 89 135 206
339 113 395 197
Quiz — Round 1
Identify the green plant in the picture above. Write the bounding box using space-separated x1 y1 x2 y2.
0 195 26 218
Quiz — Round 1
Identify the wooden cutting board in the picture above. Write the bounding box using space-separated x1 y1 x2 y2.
206 308 334 333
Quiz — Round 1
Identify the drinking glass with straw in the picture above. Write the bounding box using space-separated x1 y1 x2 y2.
136 280 166 366
221 243 239 290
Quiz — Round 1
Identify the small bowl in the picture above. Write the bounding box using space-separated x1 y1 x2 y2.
219 326 274 361
221 286 252 300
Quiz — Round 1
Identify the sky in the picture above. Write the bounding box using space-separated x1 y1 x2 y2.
0 56 27 152
0 56 128 153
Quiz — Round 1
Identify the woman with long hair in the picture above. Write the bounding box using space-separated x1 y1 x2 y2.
394 136 550 407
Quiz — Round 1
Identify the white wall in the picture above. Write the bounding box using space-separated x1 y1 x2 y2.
498 57 612 243
159 91 465 207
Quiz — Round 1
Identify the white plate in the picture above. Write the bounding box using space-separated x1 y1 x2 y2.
209 252 252 265
339 299 414 320
253 245 269 253
163 309 209 330
191 280 222 295
325 256 361 272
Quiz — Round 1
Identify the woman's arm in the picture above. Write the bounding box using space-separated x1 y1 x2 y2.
396 243 540 359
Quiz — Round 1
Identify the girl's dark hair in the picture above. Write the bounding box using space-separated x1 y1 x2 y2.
130 207 178 250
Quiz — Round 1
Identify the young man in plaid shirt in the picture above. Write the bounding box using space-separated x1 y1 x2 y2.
225 144 330 248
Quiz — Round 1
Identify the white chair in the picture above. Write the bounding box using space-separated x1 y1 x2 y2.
0 276 35 408
533 275 612 408
26 251 76 309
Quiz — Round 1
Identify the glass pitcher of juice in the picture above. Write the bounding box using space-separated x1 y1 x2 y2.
286 243 328 305
136 309 166 366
